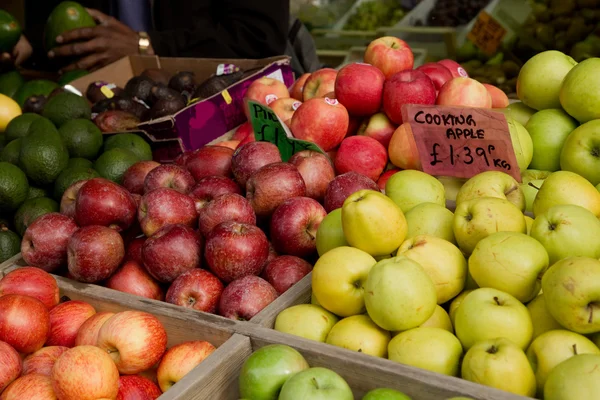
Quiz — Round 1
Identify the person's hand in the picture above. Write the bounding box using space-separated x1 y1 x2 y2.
1 35 33 67
48 8 153 73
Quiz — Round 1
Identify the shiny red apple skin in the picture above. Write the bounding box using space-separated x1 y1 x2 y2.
436 77 493 108
0 340 21 393
383 69 437 125
364 36 414 78
232 122 254 142
74 312 115 346
231 141 282 188
156 341 216 392
0 373 56 400
416 62 454 91
438 59 469 78
60 180 88 219
117 375 162 400
198 193 256 237
357 112 397 148
324 171 380 212
138 187 198 237
335 136 388 182
288 150 335 202
184 146 234 181
0 267 59 309
189 176 242 213
122 161 160 195
125 237 145 265
335 63 386 116
143 164 196 194
290 97 350 152
377 169 401 191
22 346 69 376
46 300 96 348
290 73 311 100
262 256 312 294
165 268 224 313
217 275 278 321
269 97 302 123
106 261 165 301
303 68 337 101
244 77 290 117
21 213 78 273
0 294 50 354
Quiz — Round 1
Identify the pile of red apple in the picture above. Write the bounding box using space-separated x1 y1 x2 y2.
0 267 215 399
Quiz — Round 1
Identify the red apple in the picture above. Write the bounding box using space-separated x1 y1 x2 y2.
0 294 50 354
142 224 202 283
1 373 56 399
383 69 437 124
416 62 454 91
288 150 335 202
232 122 254 142
143 164 195 194
106 261 165 301
217 140 240 150
205 221 269 283
270 197 326 258
67 225 125 283
189 176 242 213
290 73 311 100
244 77 290 117
184 146 234 181
388 123 421 170
238 131 256 147
96 311 167 374
51 345 120 400
218 275 278 320
438 59 469 78
122 161 160 195
125 237 145 264
117 375 162 400
357 112 397 148
156 341 216 392
324 171 380 212
335 63 385 116
377 169 401 191
437 77 493 108
0 341 21 392
21 213 78 273
269 97 302 123
74 312 115 347
303 68 337 101
0 267 59 309
46 300 96 348
59 180 88 219
231 141 282 188
263 256 312 294
174 151 192 167
22 346 69 376
246 162 306 218
335 136 388 182
263 241 279 271
138 188 197 237
291 97 349 152
483 83 510 108
364 36 414 78
165 269 224 313
197 193 256 237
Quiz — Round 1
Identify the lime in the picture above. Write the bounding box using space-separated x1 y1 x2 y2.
59 119 103 159
0 227 20 263
14 196 59 236
103 133 152 161
27 185 49 200
42 92 91 127
0 70 25 99
0 10 21 53
53 167 99 200
0 137 21 164
94 148 139 184
67 157 93 169
0 161 29 212
5 113 41 142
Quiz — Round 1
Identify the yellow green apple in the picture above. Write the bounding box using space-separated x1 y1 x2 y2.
325 314 390 358
385 170 445 213
419 305 453 333
312 246 376 317
559 57 600 123
362 388 412 400
404 202 455 244
532 170 600 217
279 367 354 400
436 176 466 202
525 215 534 235
544 354 600 400
316 208 348 257
527 294 563 340
449 290 474 325
560 119 600 186
455 171 525 211
521 169 551 184
495 101 536 126
464 269 479 290
506 118 534 172
274 304 339 342
311 292 321 306
522 179 544 214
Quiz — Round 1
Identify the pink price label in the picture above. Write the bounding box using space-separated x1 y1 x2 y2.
324 97 339 106
265 94 278 105
292 101 302 111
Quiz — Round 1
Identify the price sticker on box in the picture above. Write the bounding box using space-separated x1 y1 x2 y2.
401 104 521 182
247 100 327 162
467 10 507 56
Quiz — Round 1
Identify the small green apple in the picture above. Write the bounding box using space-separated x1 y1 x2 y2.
532 170 600 218
342 190 407 256
499 101 536 126
388 327 463 376
560 119 600 186
468 232 549 303
312 246 376 317
364 256 437 332
530 205 600 265
525 215 534 235
436 176 466 202
453 197 527 255
397 235 467 304
362 388 412 400
544 354 600 400
455 170 525 211
461 338 536 397
521 179 543 214
542 256 600 334
527 294 563 340
449 290 474 326
274 304 339 342
560 58 600 123
316 208 348 256
455 288 533 350
506 118 534 172
239 344 309 400
517 50 577 110
404 202 455 244
325 314 391 358
279 367 353 400
419 305 453 333
385 169 445 213
525 109 578 172
521 169 552 184
527 329 600 395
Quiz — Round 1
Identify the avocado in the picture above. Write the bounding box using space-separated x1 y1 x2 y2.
194 70 245 100
91 97 119 114
44 1 96 51
0 10 21 53
169 71 197 97
114 97 149 121
22 96 47 115
150 84 184 104
0 70 24 99
124 76 154 104
48 87 67 99
94 110 140 133
141 69 170 86
14 80 59 108
86 81 124 103
149 96 186 120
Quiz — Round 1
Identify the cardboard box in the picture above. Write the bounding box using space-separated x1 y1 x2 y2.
70 55 294 162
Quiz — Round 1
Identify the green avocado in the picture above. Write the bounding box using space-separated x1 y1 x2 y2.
44 1 96 51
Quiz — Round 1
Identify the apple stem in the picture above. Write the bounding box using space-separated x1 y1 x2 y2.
528 182 541 191
486 345 498 354
493 296 502 306
573 344 578 355
312 377 320 389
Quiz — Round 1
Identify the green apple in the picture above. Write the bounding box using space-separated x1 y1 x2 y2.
325 314 391 358
461 338 536 397
419 305 453 333
506 118 534 172
517 50 577 110
385 170 445 213
449 290 474 326
542 256 600 334
532 170 600 218
521 169 552 184
544 354 600 400
525 109 578 172
316 208 348 256
560 119 600 186
404 202 455 244
456 170 525 211
362 388 411 400
527 294 563 340
455 288 533 350
453 197 527 255
342 190 407 256
525 215 534 235
527 329 600 395
279 367 353 400
436 176 466 202
239 344 309 400
597 183 600 192
364 256 437 332
495 101 536 126
274 304 339 342
560 58 600 123
464 269 479 290
530 205 600 265
397 235 467 304
468 232 549 303
522 180 543 214
388 327 462 376
312 246 376 317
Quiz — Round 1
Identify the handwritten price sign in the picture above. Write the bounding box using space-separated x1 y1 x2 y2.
401 104 521 182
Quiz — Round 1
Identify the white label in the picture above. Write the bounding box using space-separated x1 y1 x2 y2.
265 69 285 84
265 94 278 105
458 67 468 77
324 97 338 106
292 101 302 111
